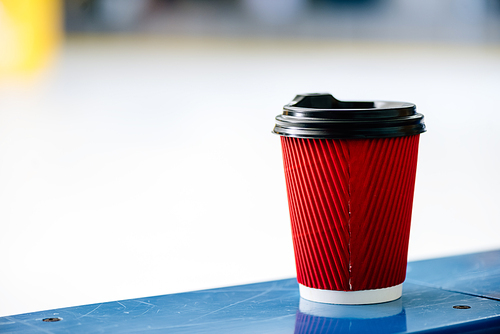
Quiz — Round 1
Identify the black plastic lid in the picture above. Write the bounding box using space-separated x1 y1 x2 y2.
273 93 426 139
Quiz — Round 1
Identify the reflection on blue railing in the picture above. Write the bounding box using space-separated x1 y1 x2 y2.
295 298 406 334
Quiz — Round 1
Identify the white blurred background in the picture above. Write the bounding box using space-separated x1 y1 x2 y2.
1 0 500 317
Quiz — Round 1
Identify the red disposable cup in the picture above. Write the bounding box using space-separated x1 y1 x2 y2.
273 94 425 304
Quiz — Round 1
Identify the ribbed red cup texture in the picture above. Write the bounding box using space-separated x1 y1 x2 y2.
281 135 420 291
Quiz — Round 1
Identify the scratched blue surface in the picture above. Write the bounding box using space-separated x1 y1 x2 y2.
2 251 500 333
407 249 500 300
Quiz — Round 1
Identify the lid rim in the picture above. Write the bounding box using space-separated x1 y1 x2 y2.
284 102 415 113
274 93 426 139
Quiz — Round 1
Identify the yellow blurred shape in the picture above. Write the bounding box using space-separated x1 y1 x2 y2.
0 0 62 76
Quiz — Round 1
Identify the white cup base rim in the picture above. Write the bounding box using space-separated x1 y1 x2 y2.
299 283 403 305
